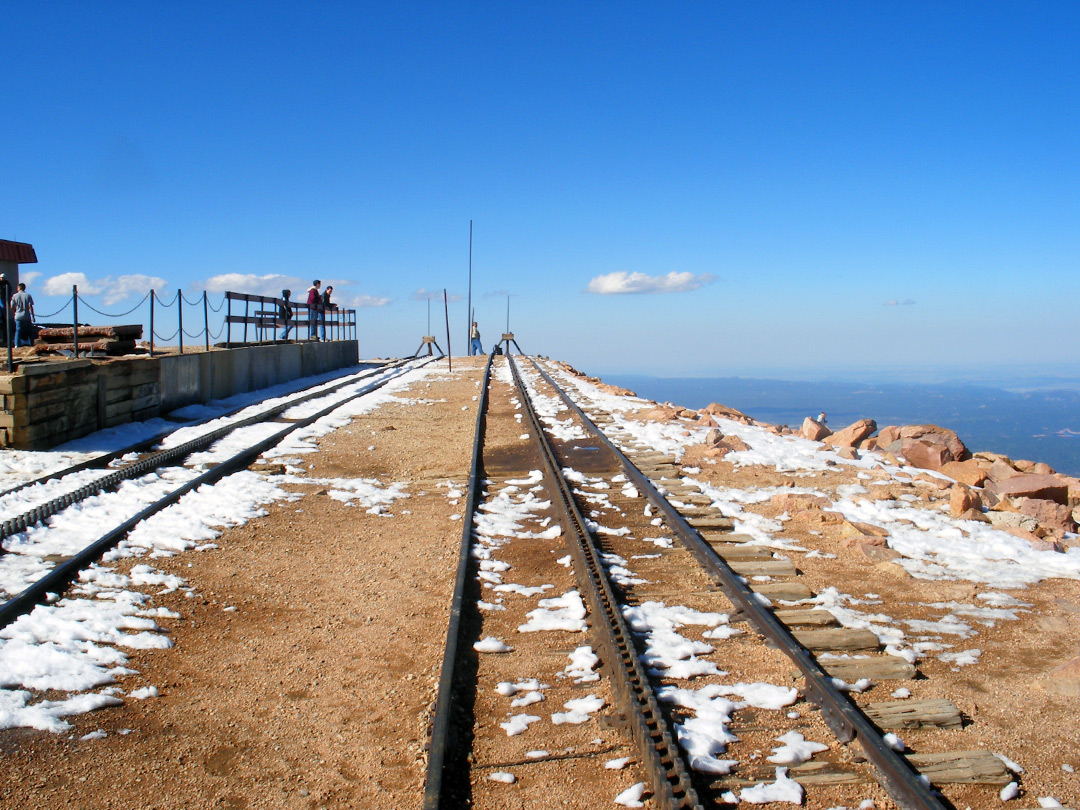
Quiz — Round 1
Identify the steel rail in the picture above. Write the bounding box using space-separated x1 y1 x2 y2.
0 360 429 631
422 352 495 810
525 357 950 810
0 360 409 546
510 356 703 810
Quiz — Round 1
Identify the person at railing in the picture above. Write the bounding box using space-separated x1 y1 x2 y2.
319 285 336 341
306 279 321 341
10 282 36 347
278 289 294 341
470 321 483 356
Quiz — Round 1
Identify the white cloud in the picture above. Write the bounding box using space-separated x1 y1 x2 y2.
41 272 168 305
201 273 301 297
585 271 716 295
884 299 916 307
20 271 41 285
343 293 391 308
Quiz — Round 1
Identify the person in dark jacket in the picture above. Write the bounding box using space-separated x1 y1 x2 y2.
306 280 321 340
319 285 334 341
278 289 294 340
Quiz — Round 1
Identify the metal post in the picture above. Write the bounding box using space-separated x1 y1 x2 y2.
443 288 452 373
466 220 472 350
226 293 231 346
242 298 248 345
2 280 12 372
149 290 155 357
72 285 79 358
178 291 184 354
203 291 209 351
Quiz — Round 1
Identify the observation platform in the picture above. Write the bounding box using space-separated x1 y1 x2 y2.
0 340 359 449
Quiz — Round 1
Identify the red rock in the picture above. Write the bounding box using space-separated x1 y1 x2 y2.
985 474 1070 505
987 458 1022 482
900 438 950 471
998 525 1063 551
800 417 832 441
1016 497 1077 533
877 426 902 447
959 508 991 523
939 459 989 487
949 485 982 518
898 425 970 461
823 418 877 448
702 402 755 424
770 493 829 512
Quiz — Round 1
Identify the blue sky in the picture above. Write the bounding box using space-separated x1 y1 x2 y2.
3 2 1078 380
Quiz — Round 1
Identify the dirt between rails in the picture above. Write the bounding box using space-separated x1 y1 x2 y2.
0 356 1077 809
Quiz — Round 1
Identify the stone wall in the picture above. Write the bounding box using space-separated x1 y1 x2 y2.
0 341 360 450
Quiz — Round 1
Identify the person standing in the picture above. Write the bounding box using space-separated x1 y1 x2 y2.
278 289 294 340
10 282 35 347
319 285 334 341
470 321 483 356
306 279 321 341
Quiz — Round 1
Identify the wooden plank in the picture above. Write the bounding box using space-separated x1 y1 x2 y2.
794 627 879 652
864 698 963 730
905 750 1011 785
688 516 735 530
773 608 838 627
815 655 917 681
728 559 798 577
710 544 773 561
752 582 813 601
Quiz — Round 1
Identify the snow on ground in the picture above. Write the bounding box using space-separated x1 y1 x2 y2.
0 360 441 733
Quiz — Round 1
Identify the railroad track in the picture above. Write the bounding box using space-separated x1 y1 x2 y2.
425 355 1016 809
0 358 428 630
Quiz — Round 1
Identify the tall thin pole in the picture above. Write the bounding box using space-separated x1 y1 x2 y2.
178 291 184 354
203 291 210 351
72 285 79 358
149 290 155 357
443 288 452 372
465 220 472 350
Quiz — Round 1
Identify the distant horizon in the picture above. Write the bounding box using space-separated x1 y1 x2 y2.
594 364 1080 394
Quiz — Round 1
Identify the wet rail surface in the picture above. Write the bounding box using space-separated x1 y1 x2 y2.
424 356 1012 809
0 359 427 630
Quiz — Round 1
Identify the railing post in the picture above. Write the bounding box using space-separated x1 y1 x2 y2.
178 291 184 354
149 289 155 357
2 280 12 372
203 291 209 351
243 298 249 345
72 285 79 358
226 293 232 347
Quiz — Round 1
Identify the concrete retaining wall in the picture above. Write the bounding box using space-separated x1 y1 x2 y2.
0 340 360 449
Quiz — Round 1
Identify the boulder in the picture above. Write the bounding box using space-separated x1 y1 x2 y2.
985 474 1070 505
823 418 877 448
949 485 982 518
998 525 1063 551
876 425 902 447
835 446 860 460
986 511 1040 533
898 425 970 461
939 459 989 487
900 438 950 471
959 507 991 523
1016 497 1076 534
702 402 755 425
986 458 1022 483
800 417 832 441
841 520 890 543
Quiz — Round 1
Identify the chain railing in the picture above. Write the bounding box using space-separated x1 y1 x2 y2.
5 284 358 365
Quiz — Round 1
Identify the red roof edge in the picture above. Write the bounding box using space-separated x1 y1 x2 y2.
0 240 38 264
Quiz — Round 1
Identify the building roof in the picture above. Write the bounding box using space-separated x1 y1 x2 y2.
0 240 38 264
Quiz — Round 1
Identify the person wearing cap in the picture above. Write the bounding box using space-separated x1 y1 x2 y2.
278 289 294 340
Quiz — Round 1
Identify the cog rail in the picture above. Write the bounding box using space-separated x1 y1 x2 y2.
0 359 428 631
525 357 949 810
0 360 409 546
